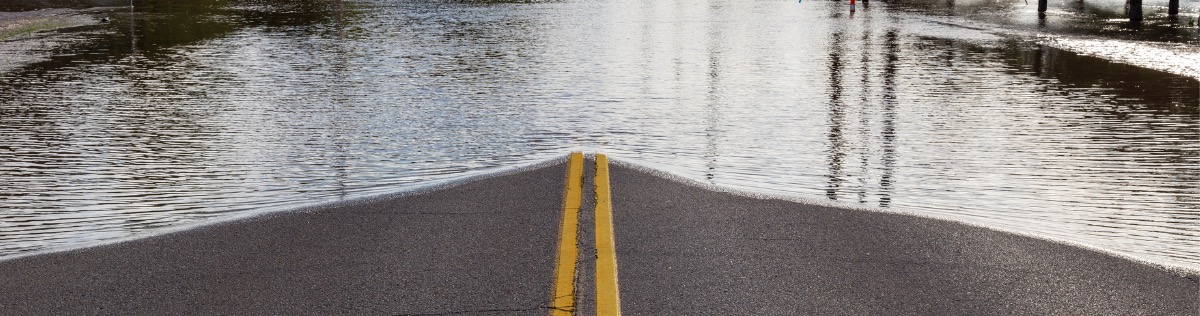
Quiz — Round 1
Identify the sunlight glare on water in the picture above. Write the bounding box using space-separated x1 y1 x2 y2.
0 0 1198 270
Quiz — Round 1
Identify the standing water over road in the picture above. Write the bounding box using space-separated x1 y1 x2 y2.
1 0 1198 270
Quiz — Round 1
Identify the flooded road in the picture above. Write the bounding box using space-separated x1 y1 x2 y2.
1 0 1198 270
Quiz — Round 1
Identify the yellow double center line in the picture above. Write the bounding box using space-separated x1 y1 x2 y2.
551 152 622 316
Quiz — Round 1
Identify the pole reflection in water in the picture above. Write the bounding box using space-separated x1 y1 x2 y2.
857 27 872 205
826 29 847 201
879 30 900 208
705 0 726 183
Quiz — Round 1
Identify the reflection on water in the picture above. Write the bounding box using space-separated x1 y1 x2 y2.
1 0 1197 270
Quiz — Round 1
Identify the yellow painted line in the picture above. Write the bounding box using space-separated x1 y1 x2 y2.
594 154 622 315
550 152 584 316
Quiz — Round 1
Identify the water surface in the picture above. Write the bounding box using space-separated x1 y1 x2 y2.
1 0 1198 270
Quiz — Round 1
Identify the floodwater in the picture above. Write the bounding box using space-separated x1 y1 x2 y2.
1 0 1197 270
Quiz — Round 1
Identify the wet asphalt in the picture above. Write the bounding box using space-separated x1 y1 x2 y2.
0 160 1196 315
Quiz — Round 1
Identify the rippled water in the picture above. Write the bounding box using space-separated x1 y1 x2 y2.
1 0 1198 270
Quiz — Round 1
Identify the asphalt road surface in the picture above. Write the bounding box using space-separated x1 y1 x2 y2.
0 163 567 315
607 163 1199 315
1 157 1196 315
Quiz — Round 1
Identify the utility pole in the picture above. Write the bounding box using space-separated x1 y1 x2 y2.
1129 0 1143 21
